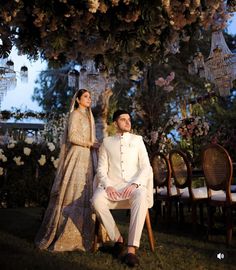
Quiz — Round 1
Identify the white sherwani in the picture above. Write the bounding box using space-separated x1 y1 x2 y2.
92 132 153 247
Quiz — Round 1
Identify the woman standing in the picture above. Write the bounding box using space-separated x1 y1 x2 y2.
35 89 99 252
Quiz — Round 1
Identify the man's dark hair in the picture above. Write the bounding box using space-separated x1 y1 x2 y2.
112 109 131 122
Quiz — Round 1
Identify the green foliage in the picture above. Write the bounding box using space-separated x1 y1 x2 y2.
200 94 236 160
32 67 74 114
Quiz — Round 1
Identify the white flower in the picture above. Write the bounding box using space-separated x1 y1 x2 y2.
0 153 7 162
47 142 55 152
7 143 15 149
23 147 31 156
13 156 24 166
38 155 46 166
0 149 3 153
87 0 100 13
0 167 3 176
52 158 59 169
25 137 34 144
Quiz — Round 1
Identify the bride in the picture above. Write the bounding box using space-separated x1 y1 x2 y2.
35 88 99 252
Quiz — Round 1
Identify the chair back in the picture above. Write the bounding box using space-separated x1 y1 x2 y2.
151 152 172 195
201 144 233 200
169 149 192 192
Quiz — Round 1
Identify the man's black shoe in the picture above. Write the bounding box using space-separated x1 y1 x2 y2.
123 253 139 267
112 242 125 258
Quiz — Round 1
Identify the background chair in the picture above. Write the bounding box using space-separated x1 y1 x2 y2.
201 143 236 245
151 152 179 222
169 149 208 229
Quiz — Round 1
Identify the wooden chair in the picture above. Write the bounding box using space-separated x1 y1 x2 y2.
151 152 179 222
201 143 236 245
93 207 155 252
169 149 208 229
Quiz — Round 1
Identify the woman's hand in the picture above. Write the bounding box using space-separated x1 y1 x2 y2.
92 142 100 149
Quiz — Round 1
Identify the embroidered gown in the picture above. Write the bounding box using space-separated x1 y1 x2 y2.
35 109 96 251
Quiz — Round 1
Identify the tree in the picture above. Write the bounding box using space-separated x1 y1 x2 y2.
32 66 74 113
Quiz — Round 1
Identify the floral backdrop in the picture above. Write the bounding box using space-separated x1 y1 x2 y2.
0 127 61 208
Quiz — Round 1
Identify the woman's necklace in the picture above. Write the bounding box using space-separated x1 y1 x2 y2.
78 107 88 117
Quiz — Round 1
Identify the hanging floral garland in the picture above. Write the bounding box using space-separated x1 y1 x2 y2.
0 110 50 121
0 0 231 66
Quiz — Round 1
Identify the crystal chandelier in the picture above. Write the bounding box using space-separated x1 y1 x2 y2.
188 30 236 97
0 57 28 109
204 30 236 96
68 60 116 107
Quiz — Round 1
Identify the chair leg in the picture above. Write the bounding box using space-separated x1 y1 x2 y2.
226 207 233 246
145 210 155 252
191 203 197 232
93 216 100 252
179 201 184 224
199 203 204 226
175 199 179 222
207 204 214 241
166 201 172 223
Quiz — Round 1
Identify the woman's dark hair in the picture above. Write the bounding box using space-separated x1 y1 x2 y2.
74 88 89 109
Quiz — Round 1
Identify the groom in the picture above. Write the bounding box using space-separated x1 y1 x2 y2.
92 109 153 267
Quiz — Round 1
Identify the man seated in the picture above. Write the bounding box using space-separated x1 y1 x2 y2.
92 109 153 267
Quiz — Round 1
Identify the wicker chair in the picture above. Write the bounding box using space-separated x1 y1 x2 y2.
169 149 208 229
151 152 179 222
201 143 236 245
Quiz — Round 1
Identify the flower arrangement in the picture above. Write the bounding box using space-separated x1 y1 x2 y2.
0 138 59 169
144 128 175 155
0 137 60 207
143 115 180 155
155 72 175 92
178 116 210 139
42 113 68 144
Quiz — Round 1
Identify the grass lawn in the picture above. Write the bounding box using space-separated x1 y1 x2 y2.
0 207 236 270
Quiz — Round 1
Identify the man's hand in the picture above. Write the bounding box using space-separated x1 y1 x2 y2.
121 184 138 199
106 186 121 201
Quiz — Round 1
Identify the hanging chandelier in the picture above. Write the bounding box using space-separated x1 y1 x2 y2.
188 31 236 97
0 57 28 109
67 60 116 107
204 30 236 96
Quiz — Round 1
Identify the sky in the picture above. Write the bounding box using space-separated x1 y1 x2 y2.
0 50 47 112
0 13 236 113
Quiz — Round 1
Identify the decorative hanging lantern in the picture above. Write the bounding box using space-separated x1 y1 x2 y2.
20 65 28 83
6 59 14 71
86 60 98 76
68 69 79 88
0 57 29 109
192 51 206 78
204 30 236 96
188 30 236 97
80 65 87 74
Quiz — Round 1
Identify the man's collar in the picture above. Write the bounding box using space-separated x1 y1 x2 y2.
115 132 131 138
